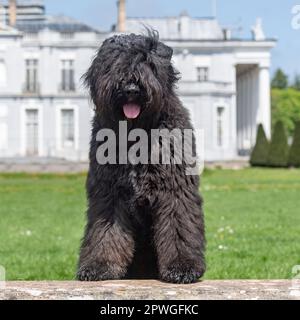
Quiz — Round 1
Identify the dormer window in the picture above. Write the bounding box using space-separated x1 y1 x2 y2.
61 32 75 40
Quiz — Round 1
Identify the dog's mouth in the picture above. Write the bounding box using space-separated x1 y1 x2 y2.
123 103 141 119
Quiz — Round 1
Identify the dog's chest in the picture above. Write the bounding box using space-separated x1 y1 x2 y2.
127 166 152 206
128 167 144 195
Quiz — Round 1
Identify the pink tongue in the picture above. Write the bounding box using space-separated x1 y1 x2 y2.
123 103 141 119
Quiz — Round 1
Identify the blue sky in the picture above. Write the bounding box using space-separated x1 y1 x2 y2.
45 0 300 80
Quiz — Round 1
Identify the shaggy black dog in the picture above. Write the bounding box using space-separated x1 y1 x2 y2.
77 32 205 284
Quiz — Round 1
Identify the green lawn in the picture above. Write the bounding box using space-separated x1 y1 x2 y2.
0 169 299 280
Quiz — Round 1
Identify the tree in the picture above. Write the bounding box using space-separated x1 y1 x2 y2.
250 124 269 167
267 121 289 167
288 121 300 167
271 69 288 89
271 88 300 136
293 74 300 91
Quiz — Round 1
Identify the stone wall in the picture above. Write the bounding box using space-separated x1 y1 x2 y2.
1 280 298 300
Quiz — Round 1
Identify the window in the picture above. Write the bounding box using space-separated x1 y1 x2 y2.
25 33 38 40
0 60 7 87
61 32 75 40
217 106 225 147
61 60 75 92
0 105 8 151
197 67 209 82
178 22 181 34
26 109 39 155
0 122 7 151
25 59 39 93
61 109 75 148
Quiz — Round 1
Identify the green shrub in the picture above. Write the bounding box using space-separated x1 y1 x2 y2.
250 124 269 167
267 121 289 167
288 121 300 167
272 88 300 136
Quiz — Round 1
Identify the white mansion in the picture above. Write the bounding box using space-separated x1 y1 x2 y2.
0 0 276 161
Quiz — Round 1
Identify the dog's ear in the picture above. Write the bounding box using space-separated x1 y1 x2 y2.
82 53 104 111
83 60 97 97
156 42 173 61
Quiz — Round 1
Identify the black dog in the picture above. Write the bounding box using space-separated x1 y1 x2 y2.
77 32 205 284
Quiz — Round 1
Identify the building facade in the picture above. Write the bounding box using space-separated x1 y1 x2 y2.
0 0 276 162
0 0 107 161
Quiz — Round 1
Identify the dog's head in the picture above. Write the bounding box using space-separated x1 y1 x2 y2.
84 31 179 122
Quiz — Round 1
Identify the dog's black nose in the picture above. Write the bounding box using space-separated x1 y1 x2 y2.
125 84 140 96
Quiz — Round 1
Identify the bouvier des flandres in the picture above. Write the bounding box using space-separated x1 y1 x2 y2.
77 31 205 284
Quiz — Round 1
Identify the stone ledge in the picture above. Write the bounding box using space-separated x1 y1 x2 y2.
1 280 298 300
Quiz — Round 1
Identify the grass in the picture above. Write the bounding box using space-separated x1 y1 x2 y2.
0 173 86 280
203 168 300 279
0 168 299 280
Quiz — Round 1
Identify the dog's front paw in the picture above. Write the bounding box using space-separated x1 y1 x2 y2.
160 260 205 284
77 263 125 281
77 266 100 281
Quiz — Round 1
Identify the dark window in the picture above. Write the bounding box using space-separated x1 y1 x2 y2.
26 109 39 155
217 106 225 147
61 60 75 92
61 32 75 40
197 67 209 82
25 59 39 93
61 109 75 148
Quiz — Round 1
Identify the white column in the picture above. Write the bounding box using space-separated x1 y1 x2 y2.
239 75 244 150
231 67 238 158
250 69 256 145
241 74 246 149
258 66 271 138
245 73 250 145
244 72 252 151
253 68 259 142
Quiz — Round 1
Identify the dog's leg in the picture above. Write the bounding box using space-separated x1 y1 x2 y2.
153 194 206 284
77 216 135 281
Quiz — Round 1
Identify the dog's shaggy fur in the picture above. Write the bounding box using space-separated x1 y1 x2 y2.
77 32 206 284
